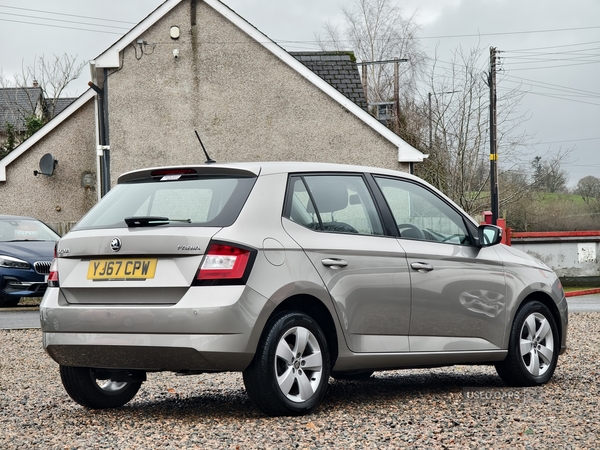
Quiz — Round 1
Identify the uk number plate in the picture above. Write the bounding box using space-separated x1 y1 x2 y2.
87 259 157 280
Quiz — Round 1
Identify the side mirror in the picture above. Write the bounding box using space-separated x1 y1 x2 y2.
478 224 502 247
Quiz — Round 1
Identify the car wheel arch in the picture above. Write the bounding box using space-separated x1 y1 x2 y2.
510 292 564 347
267 294 340 366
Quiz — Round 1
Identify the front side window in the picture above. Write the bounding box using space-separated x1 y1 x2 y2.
375 176 471 245
286 175 384 236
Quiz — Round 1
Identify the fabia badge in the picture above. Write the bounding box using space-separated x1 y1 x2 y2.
110 237 122 252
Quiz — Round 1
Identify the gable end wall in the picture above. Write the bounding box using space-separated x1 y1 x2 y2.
0 99 97 224
106 1 409 181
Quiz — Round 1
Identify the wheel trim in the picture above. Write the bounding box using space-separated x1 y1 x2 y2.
97 380 129 393
519 312 555 377
88 370 129 394
274 326 323 403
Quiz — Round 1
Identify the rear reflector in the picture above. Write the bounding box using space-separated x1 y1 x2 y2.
48 259 59 287
197 244 251 280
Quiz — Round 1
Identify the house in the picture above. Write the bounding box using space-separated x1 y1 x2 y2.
0 85 45 151
0 0 425 229
0 84 77 156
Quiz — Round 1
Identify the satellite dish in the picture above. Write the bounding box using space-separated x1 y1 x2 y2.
34 153 58 176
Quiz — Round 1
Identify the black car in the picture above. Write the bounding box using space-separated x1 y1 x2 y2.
0 215 59 307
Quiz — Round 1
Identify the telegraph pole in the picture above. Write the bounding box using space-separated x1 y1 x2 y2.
489 47 499 225
357 58 408 120
428 92 432 150
393 60 400 123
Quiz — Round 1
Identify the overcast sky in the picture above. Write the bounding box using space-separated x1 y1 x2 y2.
1 0 599 187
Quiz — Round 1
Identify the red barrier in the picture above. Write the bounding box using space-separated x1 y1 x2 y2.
512 231 600 239
565 288 600 298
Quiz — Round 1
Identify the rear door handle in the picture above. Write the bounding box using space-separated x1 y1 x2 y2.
322 258 348 268
410 262 434 272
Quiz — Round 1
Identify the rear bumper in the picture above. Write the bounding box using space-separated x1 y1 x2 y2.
43 333 254 371
40 284 271 372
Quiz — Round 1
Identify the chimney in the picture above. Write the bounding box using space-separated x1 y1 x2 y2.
32 80 39 88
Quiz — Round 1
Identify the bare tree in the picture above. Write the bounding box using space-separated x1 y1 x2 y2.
1 53 84 156
415 45 536 216
576 175 600 212
531 154 569 194
8 53 85 118
316 3 572 224
316 0 426 105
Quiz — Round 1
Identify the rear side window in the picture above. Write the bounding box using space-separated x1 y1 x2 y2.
286 175 384 236
73 177 255 230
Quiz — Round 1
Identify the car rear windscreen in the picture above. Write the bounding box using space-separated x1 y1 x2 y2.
73 176 256 230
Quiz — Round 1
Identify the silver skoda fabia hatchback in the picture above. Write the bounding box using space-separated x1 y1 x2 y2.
41 162 568 416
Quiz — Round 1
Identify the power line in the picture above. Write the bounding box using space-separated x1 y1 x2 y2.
504 40 600 52
509 55 600 62
0 17 123 35
2 3 598 114
537 137 600 145
504 47 600 57
502 58 600 68
0 5 137 25
278 26 600 45
360 46 600 109
421 54 600 122
501 76 600 98
497 87 600 106
420 25 600 40
502 75 600 97
0 11 132 31
502 60 600 71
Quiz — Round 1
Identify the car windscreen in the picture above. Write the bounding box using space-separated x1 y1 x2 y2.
72 176 256 230
0 218 60 242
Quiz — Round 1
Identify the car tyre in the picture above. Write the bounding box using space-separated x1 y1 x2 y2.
495 301 559 386
243 311 330 416
60 366 142 409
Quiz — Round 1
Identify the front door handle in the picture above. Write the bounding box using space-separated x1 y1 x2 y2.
322 258 348 268
410 262 434 272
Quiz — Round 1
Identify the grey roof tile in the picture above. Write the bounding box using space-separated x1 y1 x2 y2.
51 98 77 117
291 51 367 111
0 87 44 133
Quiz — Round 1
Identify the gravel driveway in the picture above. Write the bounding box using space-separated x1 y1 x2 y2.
1 312 597 449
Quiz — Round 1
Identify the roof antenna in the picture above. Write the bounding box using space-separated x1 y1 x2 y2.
194 130 216 164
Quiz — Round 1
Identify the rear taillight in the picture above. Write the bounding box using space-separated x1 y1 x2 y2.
198 243 250 280
196 243 253 282
48 259 59 287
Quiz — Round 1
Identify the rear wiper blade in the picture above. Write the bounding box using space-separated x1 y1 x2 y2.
124 216 191 228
